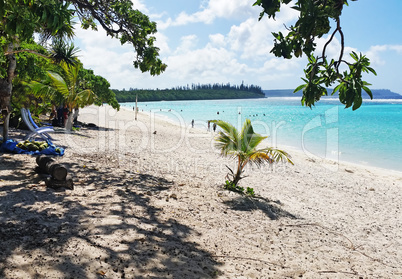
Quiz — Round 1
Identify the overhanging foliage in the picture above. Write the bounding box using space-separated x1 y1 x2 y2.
253 0 376 110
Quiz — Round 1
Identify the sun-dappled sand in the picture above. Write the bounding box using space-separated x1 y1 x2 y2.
1 105 401 278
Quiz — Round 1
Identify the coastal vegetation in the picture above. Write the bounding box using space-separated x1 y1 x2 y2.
254 0 377 109
211 119 294 195
28 58 98 131
113 83 265 102
2 39 119 132
0 0 166 140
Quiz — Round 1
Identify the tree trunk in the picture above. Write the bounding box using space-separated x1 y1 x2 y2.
231 158 244 187
232 172 242 186
65 108 75 130
72 107 79 124
0 43 17 140
232 167 243 187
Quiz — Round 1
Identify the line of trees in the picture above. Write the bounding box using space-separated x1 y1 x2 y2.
1 0 166 140
113 83 265 102
171 82 263 93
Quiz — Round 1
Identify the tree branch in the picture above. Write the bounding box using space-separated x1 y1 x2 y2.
337 21 345 72
322 27 338 60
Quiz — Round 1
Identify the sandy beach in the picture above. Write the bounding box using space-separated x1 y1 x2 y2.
1 104 401 278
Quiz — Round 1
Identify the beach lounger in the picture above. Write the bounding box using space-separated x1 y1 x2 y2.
21 108 54 142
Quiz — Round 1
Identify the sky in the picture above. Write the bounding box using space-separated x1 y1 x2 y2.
73 0 402 94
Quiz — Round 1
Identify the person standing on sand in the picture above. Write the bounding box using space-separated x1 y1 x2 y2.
191 119 194 128
207 120 210 131
213 122 217 132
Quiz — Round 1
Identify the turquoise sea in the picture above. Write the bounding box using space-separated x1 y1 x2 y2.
121 98 402 172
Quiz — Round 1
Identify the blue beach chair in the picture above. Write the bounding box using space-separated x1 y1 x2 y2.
20 108 54 143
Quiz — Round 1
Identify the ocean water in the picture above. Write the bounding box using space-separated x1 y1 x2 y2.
121 98 402 172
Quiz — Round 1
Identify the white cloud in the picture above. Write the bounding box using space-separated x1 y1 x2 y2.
73 2 360 91
223 4 299 61
209 34 227 48
70 1 402 93
155 17 172 30
174 10 214 26
73 17 306 91
203 0 257 20
130 0 148 13
363 45 402 68
227 18 273 60
389 45 402 53
175 35 199 53
159 45 247 84
153 32 170 55
74 26 137 87
159 0 261 28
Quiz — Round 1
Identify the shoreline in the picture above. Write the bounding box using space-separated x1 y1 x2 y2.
120 105 402 175
1 104 401 278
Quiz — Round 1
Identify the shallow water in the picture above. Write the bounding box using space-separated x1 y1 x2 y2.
122 98 402 172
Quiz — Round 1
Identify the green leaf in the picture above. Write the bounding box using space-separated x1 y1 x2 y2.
294 83 307 93
366 66 377 76
350 51 358 61
362 86 373 99
332 84 342 94
352 95 363 111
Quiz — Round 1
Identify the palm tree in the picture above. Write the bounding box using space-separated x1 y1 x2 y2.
49 39 80 66
28 61 96 130
211 119 294 188
47 61 97 130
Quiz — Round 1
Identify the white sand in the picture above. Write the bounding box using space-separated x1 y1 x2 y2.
0 104 401 278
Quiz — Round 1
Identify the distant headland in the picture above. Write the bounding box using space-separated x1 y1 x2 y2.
113 83 265 102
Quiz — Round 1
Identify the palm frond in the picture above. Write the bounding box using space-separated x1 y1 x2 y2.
26 81 55 99
59 61 79 90
240 118 268 154
47 71 69 96
77 89 97 107
248 151 275 166
214 132 237 156
240 118 254 152
49 39 79 66
211 120 240 155
263 147 294 165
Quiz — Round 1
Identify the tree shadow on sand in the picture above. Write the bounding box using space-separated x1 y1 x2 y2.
0 155 222 278
223 195 298 220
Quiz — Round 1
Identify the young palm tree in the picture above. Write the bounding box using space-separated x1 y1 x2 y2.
211 119 294 188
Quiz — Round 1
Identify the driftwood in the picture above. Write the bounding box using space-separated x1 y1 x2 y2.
36 155 73 190
36 155 68 181
45 174 74 190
